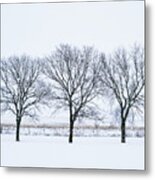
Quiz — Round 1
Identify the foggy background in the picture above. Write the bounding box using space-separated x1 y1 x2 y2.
1 1 144 127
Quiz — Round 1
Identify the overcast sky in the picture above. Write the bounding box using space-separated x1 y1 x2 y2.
1 1 144 126
1 1 144 58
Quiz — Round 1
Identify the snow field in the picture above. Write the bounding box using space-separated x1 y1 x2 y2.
1 134 144 170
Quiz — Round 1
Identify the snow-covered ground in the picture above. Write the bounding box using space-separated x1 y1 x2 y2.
1 134 144 170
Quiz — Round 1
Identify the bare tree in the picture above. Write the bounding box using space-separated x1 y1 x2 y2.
100 45 144 143
43 44 101 143
1 56 50 141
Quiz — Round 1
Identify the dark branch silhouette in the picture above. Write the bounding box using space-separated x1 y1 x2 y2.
100 45 144 143
1 55 50 141
43 44 101 143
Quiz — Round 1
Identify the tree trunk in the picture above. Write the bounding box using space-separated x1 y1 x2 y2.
16 117 21 142
121 120 126 143
68 100 74 143
69 120 74 143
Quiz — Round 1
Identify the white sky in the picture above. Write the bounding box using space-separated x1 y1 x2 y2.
1 1 144 58
1 1 144 126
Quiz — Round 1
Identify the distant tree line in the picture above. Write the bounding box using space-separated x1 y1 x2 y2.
0 44 145 143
